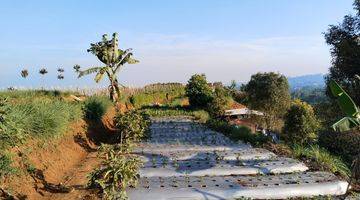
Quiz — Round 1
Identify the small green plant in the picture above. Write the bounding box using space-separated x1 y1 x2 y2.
88 144 142 200
83 95 112 121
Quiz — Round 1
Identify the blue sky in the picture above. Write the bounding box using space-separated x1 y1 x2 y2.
0 0 355 88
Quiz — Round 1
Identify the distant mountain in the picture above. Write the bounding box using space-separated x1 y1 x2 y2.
288 74 325 90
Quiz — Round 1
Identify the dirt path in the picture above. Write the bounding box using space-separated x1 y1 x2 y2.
44 152 100 200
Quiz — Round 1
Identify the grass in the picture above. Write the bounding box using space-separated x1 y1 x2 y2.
0 97 83 150
123 83 185 108
83 95 112 121
0 152 17 180
292 144 350 178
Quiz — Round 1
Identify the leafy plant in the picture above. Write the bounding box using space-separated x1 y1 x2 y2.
185 74 213 108
114 110 150 144
84 95 112 121
88 144 142 200
77 33 139 102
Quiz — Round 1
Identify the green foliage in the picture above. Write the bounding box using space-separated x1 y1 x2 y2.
185 74 213 108
88 144 142 200
0 97 83 150
244 72 291 131
114 110 150 144
324 1 360 105
206 86 231 118
77 33 139 102
319 128 360 162
314 101 343 128
283 99 320 145
0 152 17 180
291 86 327 105
206 119 269 146
292 144 350 178
84 95 112 121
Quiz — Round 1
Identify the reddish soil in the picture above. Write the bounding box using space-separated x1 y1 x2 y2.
1 109 117 200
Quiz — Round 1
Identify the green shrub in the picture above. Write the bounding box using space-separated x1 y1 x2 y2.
206 119 269 146
319 128 360 162
185 74 213 108
292 144 350 178
283 99 320 145
84 95 112 121
114 110 150 144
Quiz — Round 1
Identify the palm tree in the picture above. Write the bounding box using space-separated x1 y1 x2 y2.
73 64 81 72
77 33 139 102
21 69 29 78
39 68 48 75
57 68 64 73
57 74 64 80
39 68 48 89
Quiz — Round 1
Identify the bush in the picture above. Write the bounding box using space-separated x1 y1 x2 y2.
292 144 350 178
206 86 231 118
206 119 269 146
185 74 213 108
283 99 320 145
319 128 360 162
114 110 150 144
84 96 112 121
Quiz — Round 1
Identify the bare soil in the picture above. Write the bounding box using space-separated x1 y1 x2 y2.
1 109 117 200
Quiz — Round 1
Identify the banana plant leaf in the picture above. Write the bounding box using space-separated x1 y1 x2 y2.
329 80 359 118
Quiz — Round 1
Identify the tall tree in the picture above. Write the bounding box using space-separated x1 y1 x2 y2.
324 0 360 104
244 72 291 131
77 33 139 102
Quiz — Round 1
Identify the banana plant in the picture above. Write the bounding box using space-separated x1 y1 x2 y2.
329 75 360 132
77 33 139 102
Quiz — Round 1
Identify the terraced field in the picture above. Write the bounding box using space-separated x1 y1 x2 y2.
128 117 348 199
